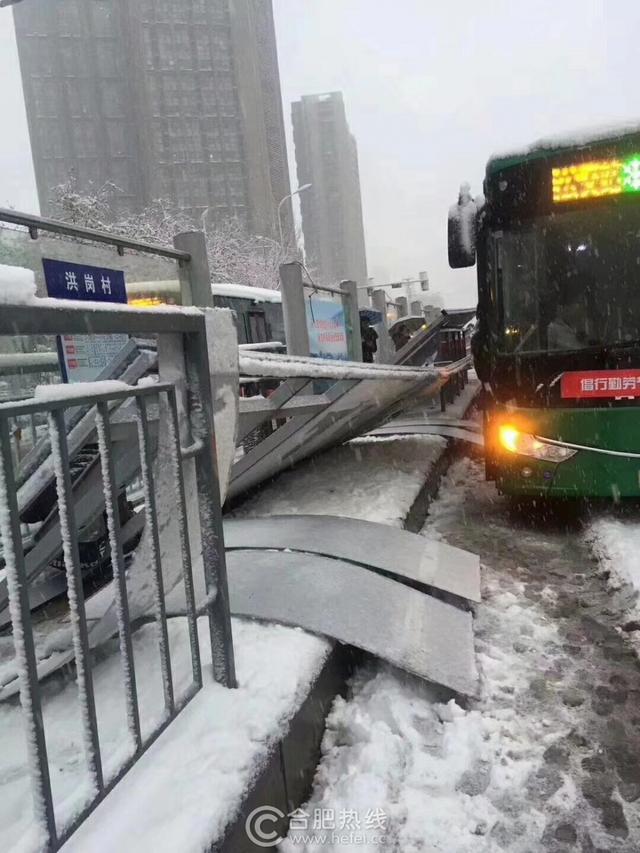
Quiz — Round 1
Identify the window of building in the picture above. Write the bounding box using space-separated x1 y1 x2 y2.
221 121 241 160
179 76 199 115
156 28 173 69
212 41 232 74
163 77 180 114
138 0 154 23
167 118 186 162
57 0 82 37
195 31 212 69
142 27 154 68
106 121 127 157
72 122 98 158
202 119 222 159
76 158 99 187
182 166 208 205
215 76 237 110
209 3 229 27
39 122 65 159
58 39 79 76
24 38 55 75
95 39 119 77
91 1 117 36
192 0 208 24
42 161 64 195
66 80 93 118
147 76 162 115
183 119 203 162
210 169 226 198
107 158 132 192
31 78 59 117
200 76 217 114
102 80 124 117
151 119 166 161
174 27 192 70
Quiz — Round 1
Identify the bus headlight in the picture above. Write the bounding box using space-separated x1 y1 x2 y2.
498 424 577 463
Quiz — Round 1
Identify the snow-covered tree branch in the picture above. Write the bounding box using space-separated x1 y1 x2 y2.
49 179 297 290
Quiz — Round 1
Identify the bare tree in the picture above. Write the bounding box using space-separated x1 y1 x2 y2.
50 180 295 290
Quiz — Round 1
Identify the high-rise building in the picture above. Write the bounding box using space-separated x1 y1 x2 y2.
13 0 293 239
291 92 367 293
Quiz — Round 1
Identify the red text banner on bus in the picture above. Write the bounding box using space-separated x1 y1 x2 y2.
561 370 640 399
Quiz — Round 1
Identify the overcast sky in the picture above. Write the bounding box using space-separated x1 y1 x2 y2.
1 1 638 307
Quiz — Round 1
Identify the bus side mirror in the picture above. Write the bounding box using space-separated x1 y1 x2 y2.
448 184 477 268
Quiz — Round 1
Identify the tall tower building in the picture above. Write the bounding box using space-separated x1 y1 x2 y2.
291 92 367 292
13 0 293 239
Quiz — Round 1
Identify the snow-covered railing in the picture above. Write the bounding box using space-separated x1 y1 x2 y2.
0 301 235 849
238 350 439 382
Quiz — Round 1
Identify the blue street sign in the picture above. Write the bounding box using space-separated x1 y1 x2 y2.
43 258 127 304
42 258 128 383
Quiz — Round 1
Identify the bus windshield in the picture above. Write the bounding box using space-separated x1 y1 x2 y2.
496 207 640 355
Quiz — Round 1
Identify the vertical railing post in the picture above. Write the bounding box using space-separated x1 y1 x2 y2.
174 231 213 309
0 415 57 848
49 408 104 794
135 395 175 715
184 320 237 687
340 279 363 362
95 403 142 753
166 388 203 689
279 262 310 357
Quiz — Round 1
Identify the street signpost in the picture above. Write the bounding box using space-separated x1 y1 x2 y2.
42 258 128 382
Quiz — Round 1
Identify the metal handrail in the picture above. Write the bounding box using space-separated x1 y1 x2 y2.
0 301 235 850
0 208 190 263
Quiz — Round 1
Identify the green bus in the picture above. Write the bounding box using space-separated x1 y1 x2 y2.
448 126 640 498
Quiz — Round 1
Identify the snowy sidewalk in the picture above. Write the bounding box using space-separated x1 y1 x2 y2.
288 458 640 852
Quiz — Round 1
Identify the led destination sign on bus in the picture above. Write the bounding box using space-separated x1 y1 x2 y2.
552 156 640 203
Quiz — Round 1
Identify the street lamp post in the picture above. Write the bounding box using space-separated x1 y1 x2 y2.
277 183 312 249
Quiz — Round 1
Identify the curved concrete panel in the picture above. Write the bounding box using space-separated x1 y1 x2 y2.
224 515 480 603
225 549 478 697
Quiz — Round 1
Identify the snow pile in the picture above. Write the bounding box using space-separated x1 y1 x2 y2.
280 573 568 853
235 434 446 527
0 264 37 305
586 517 640 632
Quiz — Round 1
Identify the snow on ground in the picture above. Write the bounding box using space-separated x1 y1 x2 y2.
586 516 640 636
1 616 330 853
235 434 446 527
279 459 573 852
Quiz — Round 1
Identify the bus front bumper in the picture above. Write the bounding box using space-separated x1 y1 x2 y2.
488 407 640 499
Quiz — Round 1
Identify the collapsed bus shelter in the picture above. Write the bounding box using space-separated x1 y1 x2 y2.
0 209 479 850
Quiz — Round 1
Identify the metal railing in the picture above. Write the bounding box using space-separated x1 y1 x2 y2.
0 211 235 850
435 329 471 411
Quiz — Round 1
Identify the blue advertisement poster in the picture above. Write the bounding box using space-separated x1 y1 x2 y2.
43 258 129 383
305 296 349 360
